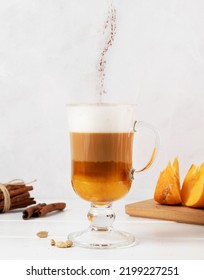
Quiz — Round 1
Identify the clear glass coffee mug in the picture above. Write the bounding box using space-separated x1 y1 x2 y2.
66 104 160 249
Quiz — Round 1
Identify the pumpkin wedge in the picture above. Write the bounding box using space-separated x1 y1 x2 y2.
154 157 182 205
181 163 204 208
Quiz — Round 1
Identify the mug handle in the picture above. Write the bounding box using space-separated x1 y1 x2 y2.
130 121 160 180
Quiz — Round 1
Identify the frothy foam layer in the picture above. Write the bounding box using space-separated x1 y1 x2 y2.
66 104 137 132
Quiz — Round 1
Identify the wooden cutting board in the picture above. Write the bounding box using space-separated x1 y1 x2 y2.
125 199 204 225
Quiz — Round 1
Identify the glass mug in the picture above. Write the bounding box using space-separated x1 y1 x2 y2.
66 104 160 249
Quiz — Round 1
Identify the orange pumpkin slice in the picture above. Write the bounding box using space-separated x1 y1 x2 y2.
154 157 182 205
181 163 204 208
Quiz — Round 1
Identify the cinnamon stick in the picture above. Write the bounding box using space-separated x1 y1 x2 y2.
5 185 25 191
10 198 36 211
22 203 46 219
39 203 66 217
10 192 30 203
23 202 66 220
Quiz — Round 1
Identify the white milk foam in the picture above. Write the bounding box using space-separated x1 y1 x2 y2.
66 104 137 133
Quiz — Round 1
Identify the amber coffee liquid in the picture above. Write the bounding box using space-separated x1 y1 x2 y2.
70 132 133 203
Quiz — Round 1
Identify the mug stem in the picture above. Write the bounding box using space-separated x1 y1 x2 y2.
87 203 115 231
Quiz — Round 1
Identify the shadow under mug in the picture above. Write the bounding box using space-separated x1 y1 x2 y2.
66 103 160 249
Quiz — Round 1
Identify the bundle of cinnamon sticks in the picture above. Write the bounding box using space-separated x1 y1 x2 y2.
0 181 36 213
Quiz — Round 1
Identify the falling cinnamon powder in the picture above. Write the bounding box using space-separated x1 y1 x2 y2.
97 0 116 101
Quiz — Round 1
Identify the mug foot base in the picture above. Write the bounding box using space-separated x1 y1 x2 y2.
68 227 138 249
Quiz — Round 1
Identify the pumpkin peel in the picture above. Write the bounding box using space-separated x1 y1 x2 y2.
154 157 182 205
181 163 204 208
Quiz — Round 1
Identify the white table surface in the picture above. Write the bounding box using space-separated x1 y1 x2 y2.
0 198 204 260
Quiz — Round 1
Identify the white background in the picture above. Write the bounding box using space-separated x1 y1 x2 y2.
0 0 203 201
